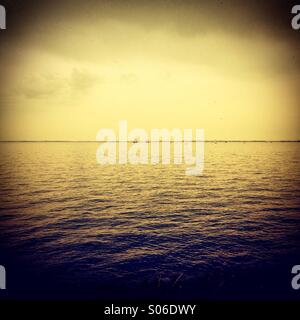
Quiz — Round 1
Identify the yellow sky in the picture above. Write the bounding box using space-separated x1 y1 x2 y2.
0 1 299 141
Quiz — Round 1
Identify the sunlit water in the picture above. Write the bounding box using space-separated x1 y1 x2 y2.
0 142 300 299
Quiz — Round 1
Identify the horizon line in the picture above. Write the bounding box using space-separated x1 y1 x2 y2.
0 140 300 143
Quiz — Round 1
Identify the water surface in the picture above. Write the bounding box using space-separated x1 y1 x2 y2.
0 142 299 299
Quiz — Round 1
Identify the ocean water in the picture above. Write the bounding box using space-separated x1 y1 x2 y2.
0 142 300 299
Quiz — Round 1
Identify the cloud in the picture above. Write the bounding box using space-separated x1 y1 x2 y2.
70 68 101 92
10 68 102 100
16 73 65 99
1 0 299 78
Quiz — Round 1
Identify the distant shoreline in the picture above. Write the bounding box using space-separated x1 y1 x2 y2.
0 140 299 143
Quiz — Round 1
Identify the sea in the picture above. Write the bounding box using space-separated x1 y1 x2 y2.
0 142 299 299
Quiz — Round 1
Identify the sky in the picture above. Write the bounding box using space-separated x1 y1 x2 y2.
0 0 299 141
